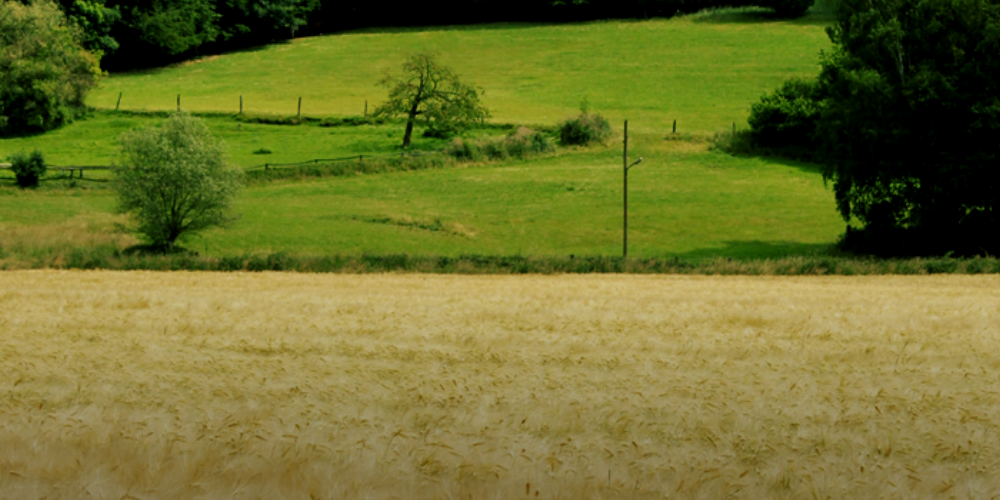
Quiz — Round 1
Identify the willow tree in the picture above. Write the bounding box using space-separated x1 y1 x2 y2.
374 53 490 148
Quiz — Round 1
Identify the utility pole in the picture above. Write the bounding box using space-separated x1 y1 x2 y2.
623 120 643 259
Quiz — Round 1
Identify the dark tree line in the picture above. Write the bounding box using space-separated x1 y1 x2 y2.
25 0 814 71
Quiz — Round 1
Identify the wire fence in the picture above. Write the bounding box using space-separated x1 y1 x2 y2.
0 149 446 180
243 149 443 171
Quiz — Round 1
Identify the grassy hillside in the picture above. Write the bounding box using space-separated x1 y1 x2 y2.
1 11 844 260
86 11 832 134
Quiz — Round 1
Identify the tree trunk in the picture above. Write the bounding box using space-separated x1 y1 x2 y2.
402 99 420 149
402 119 415 149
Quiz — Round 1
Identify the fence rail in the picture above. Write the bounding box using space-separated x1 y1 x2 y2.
0 163 115 179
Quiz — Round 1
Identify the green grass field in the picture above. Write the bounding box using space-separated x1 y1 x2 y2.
0 112 491 169
0 10 844 260
1 133 843 259
85 11 832 134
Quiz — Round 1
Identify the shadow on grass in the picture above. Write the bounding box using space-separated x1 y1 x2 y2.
686 5 835 25
676 239 837 261
107 40 293 77
759 154 824 175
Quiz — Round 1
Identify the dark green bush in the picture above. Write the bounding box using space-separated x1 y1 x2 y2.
710 128 755 155
445 127 553 162
558 112 612 146
9 150 46 188
320 116 375 127
768 0 815 17
748 78 823 151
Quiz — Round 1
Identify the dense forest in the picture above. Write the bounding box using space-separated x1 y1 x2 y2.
27 0 814 70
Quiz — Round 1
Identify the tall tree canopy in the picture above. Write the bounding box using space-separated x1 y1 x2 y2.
819 0 1000 254
0 0 102 136
748 0 1000 255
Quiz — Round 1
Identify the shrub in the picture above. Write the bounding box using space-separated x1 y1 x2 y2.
8 150 47 188
0 0 102 136
445 127 553 162
558 112 612 146
748 78 823 151
710 128 755 155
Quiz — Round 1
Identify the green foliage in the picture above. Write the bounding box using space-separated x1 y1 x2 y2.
748 78 823 151
816 0 1000 255
245 0 320 37
124 0 220 55
0 0 102 136
710 128 755 155
445 127 553 162
114 113 244 249
8 150 47 188
373 53 491 148
56 0 121 55
744 0 1000 255
558 111 612 146
768 0 815 17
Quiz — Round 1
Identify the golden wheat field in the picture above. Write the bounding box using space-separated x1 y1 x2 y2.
1 271 1000 500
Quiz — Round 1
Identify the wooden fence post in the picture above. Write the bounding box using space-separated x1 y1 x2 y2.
240 95 243 115
672 119 676 134
297 97 302 120
116 92 122 111
177 95 181 112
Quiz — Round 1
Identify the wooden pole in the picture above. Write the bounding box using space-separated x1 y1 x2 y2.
177 95 180 112
672 119 676 134
116 92 122 111
623 120 628 260
297 97 302 120
240 95 243 114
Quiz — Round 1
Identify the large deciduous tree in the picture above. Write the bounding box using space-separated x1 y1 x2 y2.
749 0 1000 255
0 0 102 136
114 113 244 251
374 53 490 149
